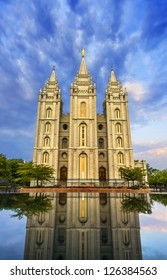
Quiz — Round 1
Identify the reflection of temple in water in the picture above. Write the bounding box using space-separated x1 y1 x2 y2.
24 193 143 260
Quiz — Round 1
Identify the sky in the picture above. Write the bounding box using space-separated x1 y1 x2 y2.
0 0 167 170
140 201 167 260
0 210 26 260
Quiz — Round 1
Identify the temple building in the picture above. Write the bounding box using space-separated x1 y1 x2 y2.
32 50 146 186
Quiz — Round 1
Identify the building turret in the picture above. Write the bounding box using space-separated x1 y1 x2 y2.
32 67 62 184
104 68 134 184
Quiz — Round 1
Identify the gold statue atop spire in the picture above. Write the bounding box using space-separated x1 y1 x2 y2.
82 49 85 57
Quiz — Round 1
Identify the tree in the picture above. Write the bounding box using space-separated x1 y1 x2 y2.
146 163 159 175
0 193 52 219
8 158 24 180
121 194 152 214
150 194 167 207
32 164 55 187
148 169 167 190
0 154 11 185
15 161 34 186
16 162 54 187
119 166 146 188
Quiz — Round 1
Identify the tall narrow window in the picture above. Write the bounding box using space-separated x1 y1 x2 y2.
117 152 124 164
98 138 104 149
46 108 52 118
122 230 130 246
44 136 50 147
99 167 106 181
116 137 122 148
115 108 120 118
80 153 87 179
43 152 49 164
59 193 67 205
45 122 51 133
116 123 121 133
38 212 45 225
100 193 107 205
36 230 43 246
80 124 87 146
60 167 67 181
80 102 86 117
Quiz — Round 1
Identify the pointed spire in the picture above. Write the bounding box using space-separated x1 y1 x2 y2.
110 67 117 82
49 66 57 82
79 49 87 74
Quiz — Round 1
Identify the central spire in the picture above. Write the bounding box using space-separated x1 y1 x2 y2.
110 67 117 82
49 66 57 82
79 49 87 74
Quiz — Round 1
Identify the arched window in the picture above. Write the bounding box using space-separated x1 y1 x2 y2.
45 122 51 133
121 211 128 224
80 123 87 146
117 152 124 164
116 137 122 148
38 212 45 225
62 138 68 148
99 167 106 181
60 167 67 181
43 152 49 164
44 136 50 147
122 230 130 246
116 123 121 133
80 102 86 117
36 230 43 246
98 138 104 149
59 193 67 205
46 108 52 118
100 193 107 205
115 108 120 118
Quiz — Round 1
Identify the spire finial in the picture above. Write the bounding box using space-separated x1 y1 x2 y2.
110 67 117 82
79 49 87 74
82 49 85 57
49 66 57 82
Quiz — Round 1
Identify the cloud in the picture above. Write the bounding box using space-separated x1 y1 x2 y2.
133 140 167 169
124 81 147 101
0 0 166 169
0 127 35 138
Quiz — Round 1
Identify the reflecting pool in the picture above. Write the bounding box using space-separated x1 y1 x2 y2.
0 192 167 260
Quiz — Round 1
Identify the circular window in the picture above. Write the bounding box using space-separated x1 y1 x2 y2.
98 124 103 130
62 152 67 159
99 152 104 159
63 124 68 130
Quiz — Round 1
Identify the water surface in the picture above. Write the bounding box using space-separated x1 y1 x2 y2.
0 192 167 260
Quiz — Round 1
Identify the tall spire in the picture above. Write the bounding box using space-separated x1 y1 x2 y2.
79 49 87 74
110 67 117 82
49 66 57 82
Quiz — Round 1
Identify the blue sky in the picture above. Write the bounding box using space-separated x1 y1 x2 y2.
0 210 26 260
140 202 167 260
0 0 167 169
